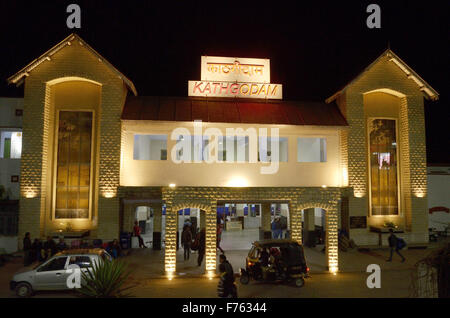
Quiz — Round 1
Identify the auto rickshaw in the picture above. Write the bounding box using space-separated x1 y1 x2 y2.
239 239 309 288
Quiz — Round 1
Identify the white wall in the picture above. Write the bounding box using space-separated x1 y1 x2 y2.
314 208 325 227
0 159 20 199
121 121 344 187
0 98 23 128
0 98 23 200
427 166 450 231
0 236 18 253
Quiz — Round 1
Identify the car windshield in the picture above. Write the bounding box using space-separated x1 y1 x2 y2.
32 262 43 270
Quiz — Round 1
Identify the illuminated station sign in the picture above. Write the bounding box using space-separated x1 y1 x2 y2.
188 56 282 99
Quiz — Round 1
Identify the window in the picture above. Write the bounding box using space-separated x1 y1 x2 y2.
0 211 18 236
39 257 68 272
55 111 92 219
217 136 249 162
259 137 288 162
69 256 92 269
133 135 167 160
175 135 209 162
368 119 399 215
0 131 22 159
297 138 326 162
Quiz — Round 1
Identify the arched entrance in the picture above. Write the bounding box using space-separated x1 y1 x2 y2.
162 186 341 275
173 207 208 274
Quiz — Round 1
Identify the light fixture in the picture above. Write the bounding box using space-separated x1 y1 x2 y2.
226 177 248 187
330 266 338 275
167 271 174 281
321 185 327 188
169 183 176 188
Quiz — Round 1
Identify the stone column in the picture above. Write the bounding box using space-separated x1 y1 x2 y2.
152 202 163 250
290 202 302 243
205 203 217 273
164 203 177 273
325 204 339 272
260 203 272 240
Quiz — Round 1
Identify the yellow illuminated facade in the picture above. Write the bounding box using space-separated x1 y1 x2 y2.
8 34 438 274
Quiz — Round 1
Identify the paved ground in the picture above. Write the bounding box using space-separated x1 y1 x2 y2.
1 237 447 298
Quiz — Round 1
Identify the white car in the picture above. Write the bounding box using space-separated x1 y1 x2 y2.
10 248 112 297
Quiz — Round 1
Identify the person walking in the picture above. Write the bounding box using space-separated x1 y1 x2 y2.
217 254 237 298
133 221 147 248
271 217 282 239
181 225 193 260
217 224 224 254
197 228 206 266
23 232 32 266
387 229 406 262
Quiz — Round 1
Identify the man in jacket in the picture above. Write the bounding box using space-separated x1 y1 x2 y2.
197 228 206 266
218 254 237 298
23 232 32 266
181 225 193 261
387 229 405 262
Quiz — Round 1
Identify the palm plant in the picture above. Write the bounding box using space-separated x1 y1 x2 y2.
77 258 136 298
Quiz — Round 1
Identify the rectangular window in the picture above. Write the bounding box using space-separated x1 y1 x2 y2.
133 135 167 160
259 137 288 162
217 136 249 162
368 119 399 215
176 135 209 162
55 111 92 219
39 257 68 272
297 138 326 162
69 256 92 269
0 131 22 159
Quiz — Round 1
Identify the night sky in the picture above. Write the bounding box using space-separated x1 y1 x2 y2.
0 1 448 163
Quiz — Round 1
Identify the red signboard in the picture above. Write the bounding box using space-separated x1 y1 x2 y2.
429 206 450 214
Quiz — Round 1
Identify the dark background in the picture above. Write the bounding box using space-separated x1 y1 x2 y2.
0 0 448 163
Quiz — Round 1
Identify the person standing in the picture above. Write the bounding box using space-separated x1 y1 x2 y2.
23 232 32 266
218 254 237 298
107 239 122 258
272 217 282 239
197 228 206 267
217 224 224 254
133 221 147 248
43 236 57 260
181 225 192 261
56 237 67 252
387 229 405 262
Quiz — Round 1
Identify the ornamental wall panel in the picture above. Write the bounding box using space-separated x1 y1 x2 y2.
18 40 127 242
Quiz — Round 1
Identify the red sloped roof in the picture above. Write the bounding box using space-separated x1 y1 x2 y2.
121 96 348 126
